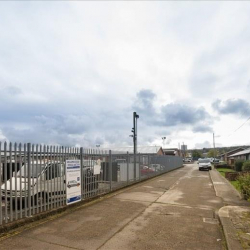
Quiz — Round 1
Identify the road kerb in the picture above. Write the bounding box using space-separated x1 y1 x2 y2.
218 206 242 250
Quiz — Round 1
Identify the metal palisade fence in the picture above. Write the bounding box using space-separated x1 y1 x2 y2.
0 142 183 226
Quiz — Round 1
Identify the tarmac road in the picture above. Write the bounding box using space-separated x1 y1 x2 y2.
0 163 226 249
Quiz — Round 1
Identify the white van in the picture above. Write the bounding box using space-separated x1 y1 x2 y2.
1 161 66 208
1 160 98 209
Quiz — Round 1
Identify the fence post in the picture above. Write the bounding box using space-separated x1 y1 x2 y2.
0 142 1 225
127 151 129 184
109 150 112 191
80 147 83 200
27 143 31 217
9 142 13 222
134 151 136 182
139 153 141 181
62 146 66 205
4 142 8 223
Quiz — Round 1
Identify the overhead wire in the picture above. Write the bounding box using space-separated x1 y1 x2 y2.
214 105 250 139
227 115 250 137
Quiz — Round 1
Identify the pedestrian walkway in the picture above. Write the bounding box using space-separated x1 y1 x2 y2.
210 169 250 250
0 165 225 250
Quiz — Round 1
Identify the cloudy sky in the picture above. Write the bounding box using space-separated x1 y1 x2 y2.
0 1 250 149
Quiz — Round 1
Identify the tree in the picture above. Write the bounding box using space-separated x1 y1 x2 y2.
207 149 219 158
243 161 250 171
192 150 202 158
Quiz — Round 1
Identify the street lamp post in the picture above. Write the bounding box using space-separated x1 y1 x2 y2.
162 137 166 146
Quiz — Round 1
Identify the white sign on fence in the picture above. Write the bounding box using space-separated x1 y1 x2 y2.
66 160 81 205
93 159 101 175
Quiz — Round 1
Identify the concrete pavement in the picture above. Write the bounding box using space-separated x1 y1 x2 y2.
210 169 248 206
0 164 226 249
210 169 250 250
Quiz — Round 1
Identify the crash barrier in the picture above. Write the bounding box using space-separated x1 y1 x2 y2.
0 142 183 225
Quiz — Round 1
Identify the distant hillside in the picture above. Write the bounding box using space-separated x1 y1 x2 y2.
190 145 250 155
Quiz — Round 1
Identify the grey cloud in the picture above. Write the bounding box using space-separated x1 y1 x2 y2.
137 89 156 100
4 3 250 148
155 129 171 136
188 26 250 99
35 115 91 135
189 72 218 96
3 86 22 95
132 89 213 135
1 114 91 146
133 89 212 129
132 89 156 118
192 124 213 133
94 137 105 146
144 136 155 144
2 126 77 146
195 141 211 149
212 99 250 117
103 132 132 147
1 111 132 147
160 103 211 127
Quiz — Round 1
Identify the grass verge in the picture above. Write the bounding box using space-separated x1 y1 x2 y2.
216 168 240 191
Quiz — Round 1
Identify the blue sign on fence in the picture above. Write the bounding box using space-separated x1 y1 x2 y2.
66 160 81 205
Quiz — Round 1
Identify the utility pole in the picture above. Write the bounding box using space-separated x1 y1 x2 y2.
213 133 216 159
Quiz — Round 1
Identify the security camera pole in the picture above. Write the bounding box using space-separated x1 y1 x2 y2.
132 112 139 180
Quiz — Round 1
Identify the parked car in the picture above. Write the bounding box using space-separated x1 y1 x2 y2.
1 160 98 209
184 158 192 163
208 158 219 163
150 164 164 172
141 166 155 175
198 158 212 171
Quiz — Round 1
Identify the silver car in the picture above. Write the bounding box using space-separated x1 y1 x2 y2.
198 159 212 171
